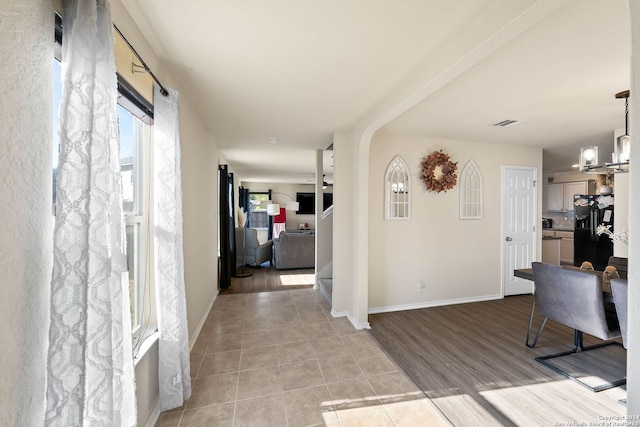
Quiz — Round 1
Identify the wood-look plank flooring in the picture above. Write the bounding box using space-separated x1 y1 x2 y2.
221 263 315 294
368 295 627 427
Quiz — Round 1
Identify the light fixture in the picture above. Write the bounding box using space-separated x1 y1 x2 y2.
322 175 328 189
266 203 280 216
580 90 630 174
268 191 300 212
614 90 631 163
579 146 599 170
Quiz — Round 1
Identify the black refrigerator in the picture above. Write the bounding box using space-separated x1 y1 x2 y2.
573 194 614 271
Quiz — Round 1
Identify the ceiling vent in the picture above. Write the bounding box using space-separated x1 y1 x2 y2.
492 119 519 127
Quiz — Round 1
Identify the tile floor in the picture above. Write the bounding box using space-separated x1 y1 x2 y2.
155 288 450 427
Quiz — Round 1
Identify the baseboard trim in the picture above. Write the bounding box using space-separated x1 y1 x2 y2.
331 309 371 329
144 399 161 427
189 292 217 351
330 310 349 318
368 294 503 314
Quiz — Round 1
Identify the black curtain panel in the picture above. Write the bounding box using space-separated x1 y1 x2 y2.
218 165 236 289
228 172 236 274
238 186 250 227
267 189 273 240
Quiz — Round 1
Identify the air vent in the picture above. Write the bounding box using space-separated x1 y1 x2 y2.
492 119 519 127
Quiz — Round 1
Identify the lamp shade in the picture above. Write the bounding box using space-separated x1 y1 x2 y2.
285 201 300 211
615 134 630 163
579 146 599 170
267 203 280 216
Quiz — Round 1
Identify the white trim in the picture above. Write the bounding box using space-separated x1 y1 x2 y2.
133 329 159 366
321 204 333 220
330 310 371 329
189 293 217 351
144 400 162 427
348 312 371 330
368 293 503 314
330 310 349 318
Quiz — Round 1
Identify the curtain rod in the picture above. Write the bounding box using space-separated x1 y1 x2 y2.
113 24 169 97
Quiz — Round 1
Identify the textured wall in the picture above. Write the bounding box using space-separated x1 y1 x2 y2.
0 1 54 426
368 133 542 311
627 0 640 415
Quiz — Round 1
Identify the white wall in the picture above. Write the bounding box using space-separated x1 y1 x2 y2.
368 132 542 311
627 0 640 414
0 2 54 425
330 131 355 316
177 98 220 341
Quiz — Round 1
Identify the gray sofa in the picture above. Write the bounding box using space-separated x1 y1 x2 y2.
235 227 272 267
273 231 315 270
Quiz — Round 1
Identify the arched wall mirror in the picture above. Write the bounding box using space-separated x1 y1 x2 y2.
385 155 411 220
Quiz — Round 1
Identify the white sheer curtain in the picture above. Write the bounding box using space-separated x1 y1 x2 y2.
46 0 136 426
153 85 192 411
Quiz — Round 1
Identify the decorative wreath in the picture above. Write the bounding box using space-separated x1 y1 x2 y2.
420 150 458 193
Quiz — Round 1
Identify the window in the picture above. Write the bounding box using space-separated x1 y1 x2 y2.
120 106 150 331
52 59 152 332
249 192 270 229
385 155 410 220
460 160 482 219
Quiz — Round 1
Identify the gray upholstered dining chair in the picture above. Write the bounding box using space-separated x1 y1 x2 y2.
531 262 625 392
608 256 628 275
611 278 628 348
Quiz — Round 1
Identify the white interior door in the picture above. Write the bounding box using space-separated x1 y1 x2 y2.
502 166 536 296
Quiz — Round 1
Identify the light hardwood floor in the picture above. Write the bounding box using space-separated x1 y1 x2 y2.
368 295 627 427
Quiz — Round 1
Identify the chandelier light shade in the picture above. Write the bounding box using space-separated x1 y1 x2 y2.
580 146 599 170
615 133 630 163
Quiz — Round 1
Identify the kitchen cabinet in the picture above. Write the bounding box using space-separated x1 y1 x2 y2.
542 237 560 265
564 182 588 212
547 184 564 211
541 230 574 265
547 181 591 212
556 231 574 265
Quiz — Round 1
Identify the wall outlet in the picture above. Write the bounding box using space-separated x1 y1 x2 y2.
417 281 425 292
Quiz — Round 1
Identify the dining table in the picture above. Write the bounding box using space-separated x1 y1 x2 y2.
513 265 621 347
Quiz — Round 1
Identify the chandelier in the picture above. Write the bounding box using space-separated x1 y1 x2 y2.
580 90 630 174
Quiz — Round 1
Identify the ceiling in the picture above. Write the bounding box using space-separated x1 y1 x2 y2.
122 0 631 182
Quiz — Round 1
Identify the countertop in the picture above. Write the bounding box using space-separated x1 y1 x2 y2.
542 228 574 232
542 236 562 240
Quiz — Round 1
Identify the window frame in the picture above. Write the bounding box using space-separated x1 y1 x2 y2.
248 192 270 230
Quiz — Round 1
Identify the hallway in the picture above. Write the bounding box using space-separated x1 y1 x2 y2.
155 288 450 426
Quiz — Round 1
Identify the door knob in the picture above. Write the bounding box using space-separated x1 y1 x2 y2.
505 237 513 241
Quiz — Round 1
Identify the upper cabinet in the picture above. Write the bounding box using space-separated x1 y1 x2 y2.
547 181 594 212
547 183 565 211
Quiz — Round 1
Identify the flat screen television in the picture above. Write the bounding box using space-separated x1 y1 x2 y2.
323 193 333 211
296 192 315 214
